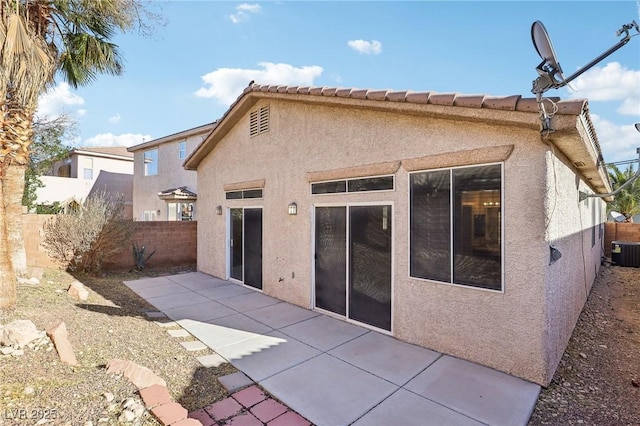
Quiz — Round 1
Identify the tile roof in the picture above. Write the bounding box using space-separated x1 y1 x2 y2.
242 83 588 115
186 82 608 194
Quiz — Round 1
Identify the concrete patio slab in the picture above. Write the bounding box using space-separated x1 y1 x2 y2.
218 371 254 393
167 329 190 338
261 353 397 426
165 272 216 284
405 355 541 426
179 315 272 350
174 277 230 291
279 314 369 352
196 284 254 300
217 292 282 312
329 330 441 386
163 300 236 322
145 291 208 310
124 273 541 426
215 331 321 382
180 340 208 351
132 282 192 299
124 276 175 290
352 388 483 426
243 302 320 330
197 353 228 368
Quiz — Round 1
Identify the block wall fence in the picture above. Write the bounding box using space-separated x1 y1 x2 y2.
22 214 197 271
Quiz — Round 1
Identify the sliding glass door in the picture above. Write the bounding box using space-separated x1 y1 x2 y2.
314 205 392 331
230 207 263 290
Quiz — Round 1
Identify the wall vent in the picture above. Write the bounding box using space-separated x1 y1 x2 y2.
250 105 269 137
574 161 586 167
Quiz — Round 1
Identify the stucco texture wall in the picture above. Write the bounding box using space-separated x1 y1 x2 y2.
194 98 564 384
542 149 605 382
131 138 199 221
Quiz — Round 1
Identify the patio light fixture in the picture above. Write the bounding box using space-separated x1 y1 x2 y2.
216 205 222 215
288 202 297 215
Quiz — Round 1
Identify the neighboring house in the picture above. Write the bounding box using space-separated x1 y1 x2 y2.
36 147 134 216
127 122 216 221
184 84 610 386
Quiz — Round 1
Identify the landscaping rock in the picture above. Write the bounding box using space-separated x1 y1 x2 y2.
18 277 40 285
0 319 41 348
106 359 166 389
46 321 78 366
68 281 89 301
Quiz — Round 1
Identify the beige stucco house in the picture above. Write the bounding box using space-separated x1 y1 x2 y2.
184 83 609 386
128 122 215 221
37 147 134 216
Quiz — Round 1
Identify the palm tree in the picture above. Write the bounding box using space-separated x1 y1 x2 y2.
607 163 640 222
0 0 153 309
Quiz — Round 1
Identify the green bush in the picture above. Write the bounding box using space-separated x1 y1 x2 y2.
42 191 134 273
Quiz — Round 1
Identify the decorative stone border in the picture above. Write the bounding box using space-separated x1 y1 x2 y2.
106 359 202 426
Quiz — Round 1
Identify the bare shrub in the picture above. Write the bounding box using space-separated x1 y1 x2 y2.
42 191 134 273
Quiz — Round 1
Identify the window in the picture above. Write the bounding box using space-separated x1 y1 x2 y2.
144 149 158 176
226 189 263 199
311 176 394 195
410 164 502 291
167 202 194 221
143 210 157 221
83 158 93 180
179 141 186 160
249 105 269 137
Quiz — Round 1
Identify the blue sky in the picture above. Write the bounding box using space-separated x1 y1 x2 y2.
36 1 640 164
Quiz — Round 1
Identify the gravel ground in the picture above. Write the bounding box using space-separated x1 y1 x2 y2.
0 268 235 426
1 264 638 425
529 263 640 425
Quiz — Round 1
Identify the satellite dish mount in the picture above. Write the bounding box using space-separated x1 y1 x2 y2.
530 20 639 132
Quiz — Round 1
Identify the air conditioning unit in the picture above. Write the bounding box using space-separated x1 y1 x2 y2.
611 241 640 268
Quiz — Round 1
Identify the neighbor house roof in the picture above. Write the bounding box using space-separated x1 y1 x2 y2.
158 186 197 200
73 146 133 161
128 122 217 152
185 83 611 194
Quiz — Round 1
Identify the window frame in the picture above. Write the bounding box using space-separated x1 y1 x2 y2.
178 141 187 160
83 157 93 180
225 188 263 200
310 175 395 196
143 149 158 176
408 162 504 293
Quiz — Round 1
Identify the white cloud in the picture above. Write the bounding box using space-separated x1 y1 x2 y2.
230 3 261 24
591 114 640 164
108 113 121 124
81 133 151 148
36 82 85 119
347 39 382 55
195 62 323 105
566 62 640 116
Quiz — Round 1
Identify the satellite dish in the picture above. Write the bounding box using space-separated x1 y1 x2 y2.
531 19 639 96
610 211 626 223
532 21 565 83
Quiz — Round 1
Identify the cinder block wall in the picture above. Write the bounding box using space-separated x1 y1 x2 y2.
107 221 198 271
604 222 640 257
22 214 63 269
23 214 197 271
